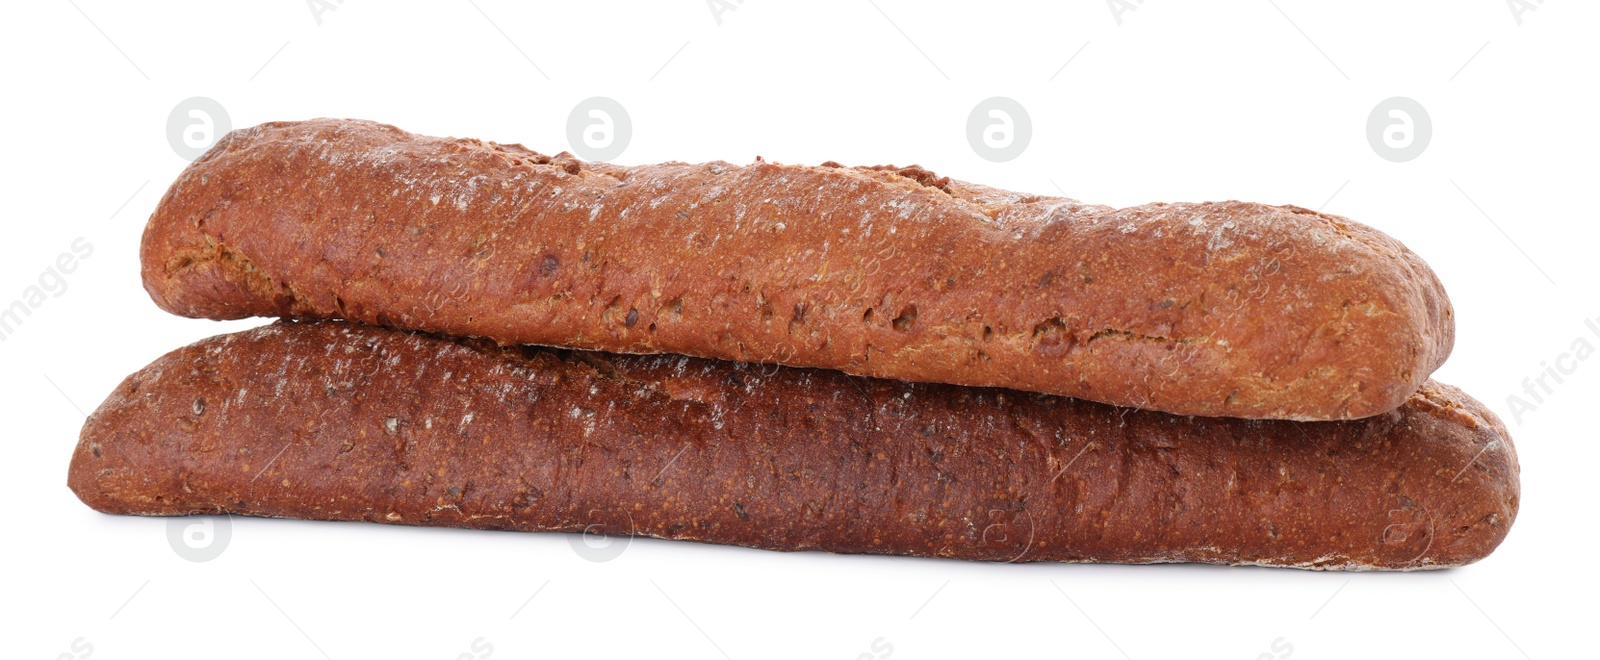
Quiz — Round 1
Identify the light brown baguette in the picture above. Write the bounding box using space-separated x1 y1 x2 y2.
140 119 1453 421
68 320 1516 569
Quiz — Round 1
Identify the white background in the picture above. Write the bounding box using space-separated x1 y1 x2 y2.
3 1 1594 658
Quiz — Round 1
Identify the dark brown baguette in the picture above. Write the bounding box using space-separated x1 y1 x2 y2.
69 320 1515 569
140 118 1452 421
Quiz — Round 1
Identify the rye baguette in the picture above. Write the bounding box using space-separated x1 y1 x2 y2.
140 119 1453 420
68 321 1515 569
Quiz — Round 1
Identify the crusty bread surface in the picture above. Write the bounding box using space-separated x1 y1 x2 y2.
140 119 1454 420
69 321 1514 569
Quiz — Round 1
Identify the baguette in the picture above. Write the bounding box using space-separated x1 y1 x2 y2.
140 119 1452 421
68 321 1515 569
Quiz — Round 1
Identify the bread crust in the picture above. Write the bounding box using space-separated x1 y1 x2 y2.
68 321 1515 569
140 119 1453 420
